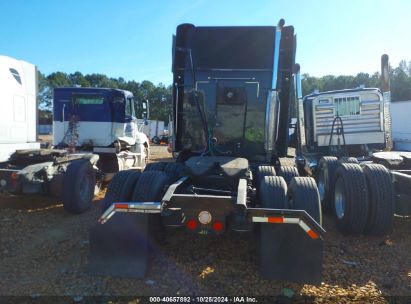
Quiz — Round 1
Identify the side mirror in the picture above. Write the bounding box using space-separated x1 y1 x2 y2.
141 99 149 120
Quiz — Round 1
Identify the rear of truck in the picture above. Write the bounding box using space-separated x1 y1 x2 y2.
88 21 325 284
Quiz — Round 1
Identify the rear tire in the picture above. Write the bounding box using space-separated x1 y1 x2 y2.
144 162 167 172
118 171 141 202
277 166 299 185
164 162 185 183
257 165 276 182
259 176 287 208
152 136 160 145
333 163 368 235
287 177 322 225
339 157 359 164
132 171 170 249
317 156 339 212
132 171 169 202
101 170 134 212
363 164 394 235
62 160 96 214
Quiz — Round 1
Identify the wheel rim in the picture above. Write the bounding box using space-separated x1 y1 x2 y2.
94 180 102 195
334 177 346 219
318 170 326 201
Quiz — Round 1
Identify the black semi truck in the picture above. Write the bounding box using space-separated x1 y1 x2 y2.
88 20 324 284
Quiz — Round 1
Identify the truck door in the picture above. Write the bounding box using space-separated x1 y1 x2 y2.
124 96 137 142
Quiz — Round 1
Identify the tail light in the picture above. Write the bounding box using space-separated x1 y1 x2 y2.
186 219 197 230
212 221 224 232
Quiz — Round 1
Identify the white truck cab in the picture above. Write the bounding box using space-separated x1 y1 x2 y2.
0 55 40 162
53 87 150 170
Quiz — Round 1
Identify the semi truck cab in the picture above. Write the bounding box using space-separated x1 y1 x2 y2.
0 55 40 162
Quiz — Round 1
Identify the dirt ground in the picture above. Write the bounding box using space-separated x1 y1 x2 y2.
0 145 410 302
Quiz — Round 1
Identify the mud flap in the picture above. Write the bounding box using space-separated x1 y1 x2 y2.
260 224 323 285
87 213 151 278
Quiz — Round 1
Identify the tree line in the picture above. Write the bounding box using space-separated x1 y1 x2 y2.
38 60 411 123
302 60 411 101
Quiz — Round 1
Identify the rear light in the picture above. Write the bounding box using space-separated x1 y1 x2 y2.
198 211 212 224
187 219 197 230
212 221 224 232
114 203 129 209
11 172 18 180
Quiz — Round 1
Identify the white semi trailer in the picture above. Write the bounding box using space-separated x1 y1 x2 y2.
392 100 411 151
137 119 165 142
0 56 40 161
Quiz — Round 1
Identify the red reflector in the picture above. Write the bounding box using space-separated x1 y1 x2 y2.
187 219 197 230
267 217 283 223
114 203 129 209
212 221 223 232
307 229 319 239
11 172 18 180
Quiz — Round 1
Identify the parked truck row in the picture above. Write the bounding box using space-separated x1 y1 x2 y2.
2 18 411 286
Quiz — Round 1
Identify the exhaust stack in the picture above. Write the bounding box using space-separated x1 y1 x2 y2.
381 54 392 150
264 19 285 159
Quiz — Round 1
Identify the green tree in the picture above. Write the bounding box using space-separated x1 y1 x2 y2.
69 71 90 87
391 66 411 101
37 71 52 110
85 73 117 88
301 73 319 96
47 72 71 87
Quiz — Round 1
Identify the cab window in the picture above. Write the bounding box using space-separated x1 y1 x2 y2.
125 97 135 117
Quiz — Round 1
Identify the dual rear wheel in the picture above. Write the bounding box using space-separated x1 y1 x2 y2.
102 162 184 212
257 165 321 224
317 157 394 235
259 175 322 225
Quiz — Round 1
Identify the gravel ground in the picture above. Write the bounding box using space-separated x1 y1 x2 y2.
0 145 410 302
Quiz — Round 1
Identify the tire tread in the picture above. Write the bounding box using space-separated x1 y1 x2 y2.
333 163 368 234
259 176 287 209
277 166 299 185
288 177 322 225
363 164 394 235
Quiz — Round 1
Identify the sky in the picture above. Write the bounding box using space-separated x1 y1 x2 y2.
1 0 410 85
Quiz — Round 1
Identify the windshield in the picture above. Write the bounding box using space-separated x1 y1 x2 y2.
73 95 105 105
